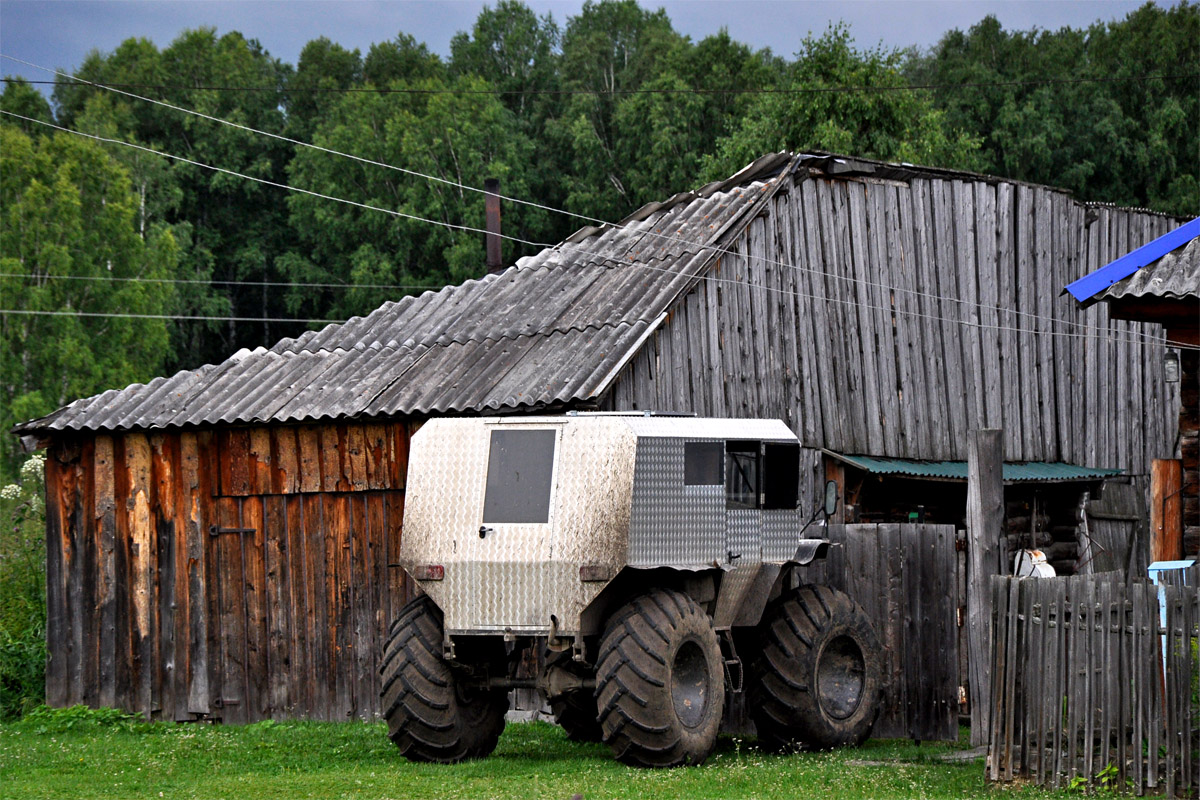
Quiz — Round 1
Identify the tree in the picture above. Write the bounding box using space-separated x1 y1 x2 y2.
0 78 54 133
450 1 562 128
551 0 685 220
611 30 780 205
282 73 542 320
703 24 981 181
363 33 445 86
285 37 362 142
0 124 177 476
53 29 299 364
908 3 1199 215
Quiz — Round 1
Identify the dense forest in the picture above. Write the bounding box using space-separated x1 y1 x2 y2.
1 0 1197 479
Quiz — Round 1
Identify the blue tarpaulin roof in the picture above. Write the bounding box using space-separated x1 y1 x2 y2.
825 451 1122 483
1065 217 1199 302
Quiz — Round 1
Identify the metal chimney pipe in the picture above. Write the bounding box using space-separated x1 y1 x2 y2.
484 178 502 273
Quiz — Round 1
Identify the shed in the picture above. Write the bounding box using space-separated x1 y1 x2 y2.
14 151 1186 723
1066 218 1199 557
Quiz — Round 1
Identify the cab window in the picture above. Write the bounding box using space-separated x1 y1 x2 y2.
725 440 799 509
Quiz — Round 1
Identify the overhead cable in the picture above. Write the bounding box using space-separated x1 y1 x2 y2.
0 272 442 292
2 56 1182 347
4 109 1193 353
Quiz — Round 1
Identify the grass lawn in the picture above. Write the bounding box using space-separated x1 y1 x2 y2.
0 708 1073 800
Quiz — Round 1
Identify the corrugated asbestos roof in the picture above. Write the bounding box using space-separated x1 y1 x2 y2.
15 153 794 435
826 451 1122 483
1096 234 1200 303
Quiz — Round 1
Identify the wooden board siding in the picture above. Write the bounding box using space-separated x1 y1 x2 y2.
43 421 414 722
606 174 1179 512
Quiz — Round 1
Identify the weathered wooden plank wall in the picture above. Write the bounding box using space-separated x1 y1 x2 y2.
607 174 1181 507
43 422 414 722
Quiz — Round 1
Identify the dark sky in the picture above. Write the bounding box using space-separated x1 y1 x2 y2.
1 0 1152 93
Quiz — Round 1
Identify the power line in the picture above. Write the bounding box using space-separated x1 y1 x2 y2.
0 308 337 323
4 72 1196 96
0 109 503 240
0 272 442 292
1 54 609 231
4 110 1192 353
3 58 1180 348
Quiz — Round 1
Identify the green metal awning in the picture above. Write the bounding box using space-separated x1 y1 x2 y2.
823 451 1122 484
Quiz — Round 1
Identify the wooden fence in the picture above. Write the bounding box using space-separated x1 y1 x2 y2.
988 570 1199 796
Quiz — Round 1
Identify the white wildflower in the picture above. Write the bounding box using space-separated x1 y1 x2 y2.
0 484 20 500
19 454 45 479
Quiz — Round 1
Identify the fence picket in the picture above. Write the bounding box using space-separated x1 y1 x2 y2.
987 573 1197 796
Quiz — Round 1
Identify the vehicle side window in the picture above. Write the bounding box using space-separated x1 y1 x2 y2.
482 429 556 523
725 442 759 509
684 441 723 485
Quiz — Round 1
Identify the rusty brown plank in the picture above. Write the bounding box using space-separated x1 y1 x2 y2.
248 428 272 496
297 426 321 494
272 427 299 495
94 435 118 709
44 447 69 707
263 495 291 718
319 427 343 493
240 496 269 720
124 433 154 718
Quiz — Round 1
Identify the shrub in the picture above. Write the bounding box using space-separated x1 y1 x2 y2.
0 453 47 719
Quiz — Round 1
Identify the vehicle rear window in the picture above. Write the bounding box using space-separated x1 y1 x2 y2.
482 429 556 524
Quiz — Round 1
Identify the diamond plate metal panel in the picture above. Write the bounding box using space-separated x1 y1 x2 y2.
725 509 763 563
628 438 725 566
712 565 762 628
763 510 805 562
401 417 636 635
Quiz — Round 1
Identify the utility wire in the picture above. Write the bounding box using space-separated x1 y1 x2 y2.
4 56 1183 349
0 272 442 292
4 72 1196 95
1 54 611 230
4 109 1194 353
0 308 338 323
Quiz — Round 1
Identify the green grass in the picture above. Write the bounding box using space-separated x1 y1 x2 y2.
0 708 1075 800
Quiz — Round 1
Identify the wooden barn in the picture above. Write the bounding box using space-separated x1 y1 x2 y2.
13 151 1186 727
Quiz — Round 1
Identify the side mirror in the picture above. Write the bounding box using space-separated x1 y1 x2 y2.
824 480 839 518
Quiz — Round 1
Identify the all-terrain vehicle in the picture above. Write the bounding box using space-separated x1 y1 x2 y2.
382 413 882 767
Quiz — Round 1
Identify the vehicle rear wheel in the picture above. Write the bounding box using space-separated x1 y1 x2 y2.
380 595 508 763
551 689 603 742
595 589 724 767
749 584 881 751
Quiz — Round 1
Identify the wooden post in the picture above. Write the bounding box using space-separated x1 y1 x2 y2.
1150 458 1183 563
967 428 1004 746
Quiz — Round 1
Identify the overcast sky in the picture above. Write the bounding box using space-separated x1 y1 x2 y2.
1 0 1154 94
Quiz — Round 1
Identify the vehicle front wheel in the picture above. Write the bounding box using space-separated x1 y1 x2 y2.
380 595 508 763
595 589 724 767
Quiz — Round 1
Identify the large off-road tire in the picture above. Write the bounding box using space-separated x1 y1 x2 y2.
749 584 882 751
380 595 508 763
595 589 725 767
551 690 603 742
